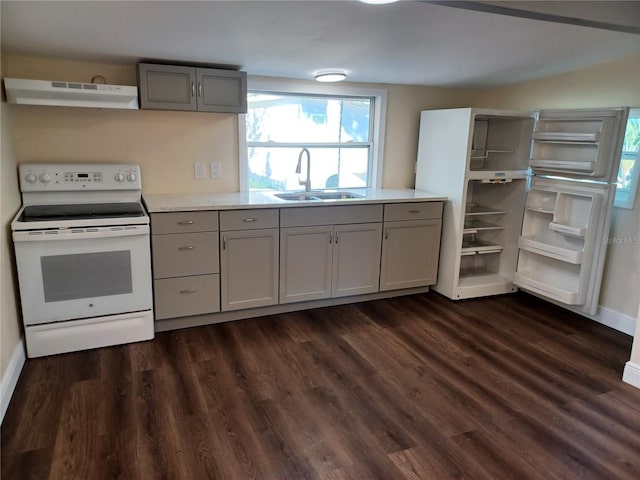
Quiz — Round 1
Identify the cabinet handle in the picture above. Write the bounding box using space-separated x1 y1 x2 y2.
222 236 227 250
178 245 194 251
177 220 194 225
329 232 332 244
408 210 420 214
335 231 339 244
180 289 197 294
384 227 388 240
198 81 203 97
191 81 195 97
242 218 256 222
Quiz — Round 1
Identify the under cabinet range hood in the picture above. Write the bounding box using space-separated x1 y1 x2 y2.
3 78 139 110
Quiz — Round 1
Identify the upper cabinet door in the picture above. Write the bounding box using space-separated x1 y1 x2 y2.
138 63 197 111
196 67 247 114
530 107 629 182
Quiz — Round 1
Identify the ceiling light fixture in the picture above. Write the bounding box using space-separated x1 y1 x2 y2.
359 0 400 4
315 72 347 83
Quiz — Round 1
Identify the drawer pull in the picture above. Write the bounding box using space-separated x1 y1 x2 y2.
178 245 195 251
408 210 421 214
177 220 194 225
179 289 197 294
242 218 257 222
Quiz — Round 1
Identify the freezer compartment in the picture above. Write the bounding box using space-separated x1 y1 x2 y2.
515 251 583 305
469 115 534 172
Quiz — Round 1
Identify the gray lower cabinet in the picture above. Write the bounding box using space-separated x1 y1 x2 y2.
150 211 220 320
149 201 443 321
138 63 247 113
219 209 279 311
279 205 383 304
380 202 443 291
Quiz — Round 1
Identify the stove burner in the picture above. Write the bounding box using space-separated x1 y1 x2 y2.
20 203 145 222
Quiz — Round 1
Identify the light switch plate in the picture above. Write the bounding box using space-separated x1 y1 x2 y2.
194 162 206 179
210 161 221 179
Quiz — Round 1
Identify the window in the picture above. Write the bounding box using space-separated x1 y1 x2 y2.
239 80 387 191
614 108 640 209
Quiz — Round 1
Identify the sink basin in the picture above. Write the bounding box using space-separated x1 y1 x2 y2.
274 191 364 201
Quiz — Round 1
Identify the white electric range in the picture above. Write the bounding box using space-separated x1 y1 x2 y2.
11 163 154 358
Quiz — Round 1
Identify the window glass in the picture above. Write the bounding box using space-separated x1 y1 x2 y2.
246 91 374 191
615 109 640 209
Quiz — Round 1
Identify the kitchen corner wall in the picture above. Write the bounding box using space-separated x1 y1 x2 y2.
479 52 640 325
1 84 23 383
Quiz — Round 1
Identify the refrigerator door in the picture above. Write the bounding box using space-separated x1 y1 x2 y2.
530 107 629 182
514 176 613 315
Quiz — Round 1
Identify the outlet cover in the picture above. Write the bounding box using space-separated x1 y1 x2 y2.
194 162 206 179
210 161 221 179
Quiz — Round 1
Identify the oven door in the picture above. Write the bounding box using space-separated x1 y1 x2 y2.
13 225 152 326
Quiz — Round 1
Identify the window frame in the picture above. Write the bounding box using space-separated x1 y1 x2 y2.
614 108 640 209
238 78 387 192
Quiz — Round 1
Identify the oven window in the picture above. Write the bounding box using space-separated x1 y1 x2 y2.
41 251 133 302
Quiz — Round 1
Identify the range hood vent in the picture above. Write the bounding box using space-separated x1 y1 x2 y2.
3 78 139 110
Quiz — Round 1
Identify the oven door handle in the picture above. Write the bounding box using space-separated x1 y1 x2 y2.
13 225 150 242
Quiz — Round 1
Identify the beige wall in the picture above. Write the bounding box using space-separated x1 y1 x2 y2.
480 53 640 320
1 83 23 378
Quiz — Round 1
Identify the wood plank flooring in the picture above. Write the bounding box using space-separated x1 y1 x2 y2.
2 292 639 479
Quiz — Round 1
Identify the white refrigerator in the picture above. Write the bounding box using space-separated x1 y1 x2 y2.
415 107 629 316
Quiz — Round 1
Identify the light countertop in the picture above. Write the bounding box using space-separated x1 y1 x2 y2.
143 188 446 213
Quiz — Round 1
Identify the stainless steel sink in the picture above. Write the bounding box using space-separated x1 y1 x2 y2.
274 191 364 201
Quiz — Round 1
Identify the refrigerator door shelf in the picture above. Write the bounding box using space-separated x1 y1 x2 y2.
518 236 584 264
529 159 597 174
532 132 600 143
548 222 586 237
514 272 579 305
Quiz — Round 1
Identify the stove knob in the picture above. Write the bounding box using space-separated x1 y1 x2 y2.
115 172 125 182
25 173 37 184
127 172 137 182
39 173 51 183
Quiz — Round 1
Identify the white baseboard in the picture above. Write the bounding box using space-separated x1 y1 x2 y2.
623 361 640 389
590 306 637 336
1 339 26 424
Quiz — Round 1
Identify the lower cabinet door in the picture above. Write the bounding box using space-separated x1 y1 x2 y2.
280 226 333 304
332 223 382 297
220 228 279 311
154 274 220 320
380 219 442 291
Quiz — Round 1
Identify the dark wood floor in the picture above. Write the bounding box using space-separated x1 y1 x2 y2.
2 292 639 479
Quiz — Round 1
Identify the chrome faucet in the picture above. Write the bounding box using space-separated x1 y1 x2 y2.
296 148 312 192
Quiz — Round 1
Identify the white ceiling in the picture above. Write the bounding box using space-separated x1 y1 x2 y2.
1 1 639 87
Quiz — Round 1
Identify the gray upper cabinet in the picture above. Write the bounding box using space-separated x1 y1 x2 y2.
138 63 247 113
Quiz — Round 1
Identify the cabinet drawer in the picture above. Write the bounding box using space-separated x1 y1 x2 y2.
384 202 443 221
219 209 279 231
154 274 220 320
151 211 218 234
152 232 219 278
281 204 383 227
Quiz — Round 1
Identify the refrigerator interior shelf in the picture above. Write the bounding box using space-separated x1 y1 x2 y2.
470 149 515 159
532 132 600 143
514 272 578 305
458 272 511 287
548 222 586 237
518 236 583 264
464 204 506 216
463 219 504 233
461 239 504 255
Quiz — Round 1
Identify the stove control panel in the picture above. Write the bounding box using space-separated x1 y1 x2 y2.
19 164 142 192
